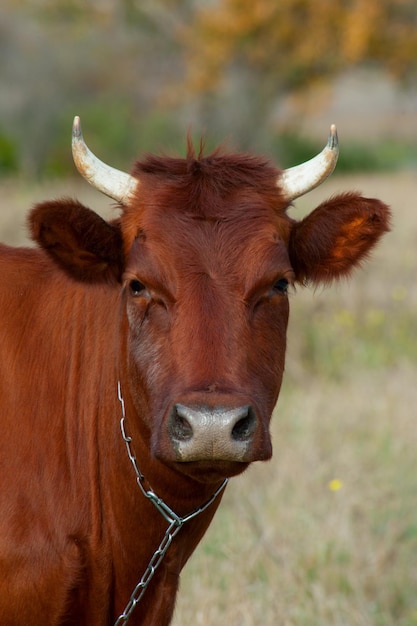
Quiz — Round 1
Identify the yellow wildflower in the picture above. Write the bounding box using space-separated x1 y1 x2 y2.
328 479 343 491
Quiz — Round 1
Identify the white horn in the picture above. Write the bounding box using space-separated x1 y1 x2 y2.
72 116 138 205
279 124 339 202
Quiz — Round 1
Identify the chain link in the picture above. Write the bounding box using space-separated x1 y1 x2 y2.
114 519 182 625
115 382 228 625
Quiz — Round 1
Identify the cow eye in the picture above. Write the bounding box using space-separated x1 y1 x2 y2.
272 278 289 295
129 279 146 297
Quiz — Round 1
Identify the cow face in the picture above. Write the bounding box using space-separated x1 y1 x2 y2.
120 169 293 479
30 129 390 482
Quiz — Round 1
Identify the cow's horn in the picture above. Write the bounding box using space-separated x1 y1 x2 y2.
279 124 339 202
72 116 138 205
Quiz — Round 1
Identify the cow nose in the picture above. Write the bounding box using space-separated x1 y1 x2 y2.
168 403 258 462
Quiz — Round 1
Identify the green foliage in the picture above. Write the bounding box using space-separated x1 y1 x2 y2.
43 100 141 178
25 119 417 180
41 103 186 178
336 139 417 172
272 131 417 172
271 132 322 169
0 131 18 175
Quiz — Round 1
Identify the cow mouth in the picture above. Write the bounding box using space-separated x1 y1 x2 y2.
166 458 253 483
149 393 273 482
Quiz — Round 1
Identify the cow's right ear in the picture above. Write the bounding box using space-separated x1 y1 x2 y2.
29 199 124 283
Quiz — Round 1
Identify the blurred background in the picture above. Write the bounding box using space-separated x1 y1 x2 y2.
0 0 416 178
1 2 417 625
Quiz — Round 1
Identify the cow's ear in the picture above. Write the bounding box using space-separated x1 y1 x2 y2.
289 193 391 285
29 199 124 283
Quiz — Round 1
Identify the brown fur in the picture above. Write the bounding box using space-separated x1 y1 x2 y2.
0 143 390 625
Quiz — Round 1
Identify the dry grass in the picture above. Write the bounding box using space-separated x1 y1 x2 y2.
1 171 416 625
173 366 417 626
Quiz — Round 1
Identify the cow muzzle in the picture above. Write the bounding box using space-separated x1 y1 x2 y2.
167 403 271 463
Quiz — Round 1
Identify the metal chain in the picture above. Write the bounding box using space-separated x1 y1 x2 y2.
114 519 182 625
115 382 228 625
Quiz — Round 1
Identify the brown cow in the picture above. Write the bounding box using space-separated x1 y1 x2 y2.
0 117 390 625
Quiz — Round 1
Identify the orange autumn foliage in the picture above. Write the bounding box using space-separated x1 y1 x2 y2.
182 0 417 94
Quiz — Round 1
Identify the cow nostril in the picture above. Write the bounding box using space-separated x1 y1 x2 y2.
170 406 194 441
231 408 256 442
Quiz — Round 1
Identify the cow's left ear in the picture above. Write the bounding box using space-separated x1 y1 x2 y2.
289 192 391 284
29 199 124 283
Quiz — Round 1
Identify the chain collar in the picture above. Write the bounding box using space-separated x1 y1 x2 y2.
115 381 228 625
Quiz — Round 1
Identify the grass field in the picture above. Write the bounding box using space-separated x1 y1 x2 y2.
1 170 416 625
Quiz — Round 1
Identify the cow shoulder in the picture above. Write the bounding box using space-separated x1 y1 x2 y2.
29 199 124 283
289 192 391 284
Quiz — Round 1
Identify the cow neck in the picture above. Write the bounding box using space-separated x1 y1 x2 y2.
115 381 228 625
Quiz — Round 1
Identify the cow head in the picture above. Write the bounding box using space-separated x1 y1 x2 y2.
29 117 390 482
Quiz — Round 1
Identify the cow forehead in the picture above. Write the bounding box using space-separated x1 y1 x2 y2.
121 163 293 295
124 202 293 298
122 175 291 248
